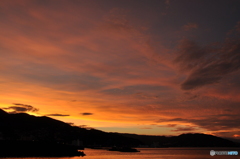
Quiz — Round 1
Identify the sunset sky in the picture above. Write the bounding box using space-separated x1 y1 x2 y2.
1 0 240 138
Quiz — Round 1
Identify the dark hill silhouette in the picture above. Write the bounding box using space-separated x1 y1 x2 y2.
0 109 142 147
170 133 238 147
0 109 8 116
121 133 240 147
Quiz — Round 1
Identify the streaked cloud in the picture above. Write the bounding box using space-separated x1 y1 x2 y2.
3 103 39 113
175 38 240 90
171 126 197 132
46 114 70 117
157 113 240 132
81 113 94 116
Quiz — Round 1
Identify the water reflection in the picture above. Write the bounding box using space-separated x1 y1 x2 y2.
3 148 240 159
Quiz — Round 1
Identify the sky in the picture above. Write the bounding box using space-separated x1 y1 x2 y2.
1 0 240 138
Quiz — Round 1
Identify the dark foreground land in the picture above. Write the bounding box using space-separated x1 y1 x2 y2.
0 109 239 157
0 140 85 157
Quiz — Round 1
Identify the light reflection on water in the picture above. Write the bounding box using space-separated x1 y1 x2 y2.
83 148 240 159
3 148 240 159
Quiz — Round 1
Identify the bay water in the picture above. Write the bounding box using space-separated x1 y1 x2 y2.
3 147 240 159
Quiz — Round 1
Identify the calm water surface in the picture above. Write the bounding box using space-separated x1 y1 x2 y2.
3 148 240 159
83 148 240 159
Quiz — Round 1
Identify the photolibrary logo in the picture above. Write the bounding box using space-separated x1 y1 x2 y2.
210 150 215 156
210 150 238 156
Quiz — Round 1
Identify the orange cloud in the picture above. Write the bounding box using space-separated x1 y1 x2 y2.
233 134 240 138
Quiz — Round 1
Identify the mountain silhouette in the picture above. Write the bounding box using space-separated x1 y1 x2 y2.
122 133 240 147
0 109 141 147
0 109 8 116
0 108 239 157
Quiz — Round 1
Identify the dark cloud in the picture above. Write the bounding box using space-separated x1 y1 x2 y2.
171 126 196 132
158 113 240 132
167 124 177 127
158 124 177 128
81 112 93 115
175 38 240 90
182 92 200 101
174 39 209 72
161 123 197 132
3 103 39 113
46 114 69 117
